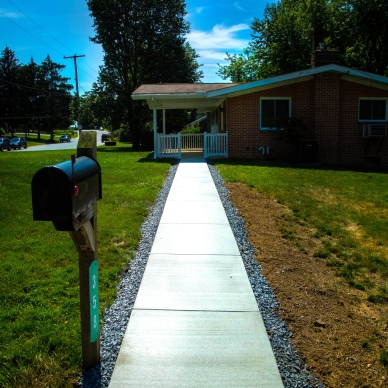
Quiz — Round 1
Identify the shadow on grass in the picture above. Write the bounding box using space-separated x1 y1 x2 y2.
136 154 177 164
211 157 388 175
97 143 135 153
97 145 175 165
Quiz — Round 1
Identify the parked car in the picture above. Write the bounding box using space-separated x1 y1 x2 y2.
0 137 11 151
60 134 70 143
10 137 27 149
101 133 110 142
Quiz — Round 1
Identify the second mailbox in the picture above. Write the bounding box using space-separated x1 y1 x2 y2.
32 156 102 231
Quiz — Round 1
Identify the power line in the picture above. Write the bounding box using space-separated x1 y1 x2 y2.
0 12 64 57
78 67 96 81
79 84 87 94
6 0 75 55
0 115 68 119
2 1 101 90
1 79 73 97
80 58 100 75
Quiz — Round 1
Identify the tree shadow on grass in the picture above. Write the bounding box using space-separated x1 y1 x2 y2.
136 153 177 165
97 146 176 165
97 143 135 153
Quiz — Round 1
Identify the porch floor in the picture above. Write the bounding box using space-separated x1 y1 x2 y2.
109 159 283 387
181 150 204 158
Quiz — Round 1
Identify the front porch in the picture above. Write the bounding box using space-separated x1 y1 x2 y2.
156 132 228 159
131 83 238 159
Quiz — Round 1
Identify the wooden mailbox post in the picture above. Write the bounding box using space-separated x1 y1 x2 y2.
31 131 101 369
70 131 100 369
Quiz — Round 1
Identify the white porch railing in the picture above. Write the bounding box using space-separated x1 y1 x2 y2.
157 133 181 158
156 132 228 158
204 132 228 158
181 133 203 151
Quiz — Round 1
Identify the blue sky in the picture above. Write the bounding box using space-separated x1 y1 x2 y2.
0 0 268 94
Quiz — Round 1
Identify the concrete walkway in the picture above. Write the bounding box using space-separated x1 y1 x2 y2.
109 159 283 387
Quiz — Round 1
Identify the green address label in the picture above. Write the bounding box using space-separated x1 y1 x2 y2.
89 260 99 343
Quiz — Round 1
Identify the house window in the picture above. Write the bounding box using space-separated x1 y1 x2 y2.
260 98 291 129
359 99 387 121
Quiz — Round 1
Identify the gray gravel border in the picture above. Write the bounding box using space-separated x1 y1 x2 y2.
81 162 179 387
208 162 324 388
81 160 324 388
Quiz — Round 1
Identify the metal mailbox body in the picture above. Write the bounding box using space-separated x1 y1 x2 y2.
32 156 102 231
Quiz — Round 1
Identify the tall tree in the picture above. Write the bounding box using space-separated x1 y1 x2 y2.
87 0 203 149
0 46 20 133
34 55 73 138
343 0 388 75
15 58 39 133
218 0 388 82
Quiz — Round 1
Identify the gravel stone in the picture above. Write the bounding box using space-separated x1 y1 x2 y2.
208 163 324 388
80 160 324 388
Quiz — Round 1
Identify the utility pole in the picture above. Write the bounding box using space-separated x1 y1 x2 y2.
64 54 85 133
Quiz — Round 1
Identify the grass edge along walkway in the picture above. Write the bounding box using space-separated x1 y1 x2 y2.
214 159 388 302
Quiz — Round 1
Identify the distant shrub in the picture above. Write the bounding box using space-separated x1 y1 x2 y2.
181 125 201 134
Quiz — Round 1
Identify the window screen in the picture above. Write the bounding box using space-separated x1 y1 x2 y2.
261 99 290 128
359 100 387 121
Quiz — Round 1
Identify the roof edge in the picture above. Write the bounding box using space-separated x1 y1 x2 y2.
207 64 388 98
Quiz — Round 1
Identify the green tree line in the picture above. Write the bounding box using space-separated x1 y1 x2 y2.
218 0 388 82
0 46 73 138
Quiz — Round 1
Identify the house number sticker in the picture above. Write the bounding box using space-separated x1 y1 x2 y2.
89 260 99 343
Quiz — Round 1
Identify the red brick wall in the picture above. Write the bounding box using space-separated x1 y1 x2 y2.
340 80 388 166
226 81 315 159
225 74 388 167
313 73 342 164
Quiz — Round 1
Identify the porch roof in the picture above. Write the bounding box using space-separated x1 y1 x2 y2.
132 83 239 112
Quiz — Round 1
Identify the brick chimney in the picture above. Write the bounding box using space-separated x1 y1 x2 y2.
311 49 341 68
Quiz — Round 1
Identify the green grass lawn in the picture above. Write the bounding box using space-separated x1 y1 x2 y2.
214 159 388 299
0 145 172 387
2 151 387 386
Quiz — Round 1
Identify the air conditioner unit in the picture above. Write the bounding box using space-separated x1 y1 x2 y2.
362 124 387 138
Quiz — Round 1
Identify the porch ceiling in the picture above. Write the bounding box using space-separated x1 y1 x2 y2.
140 96 226 112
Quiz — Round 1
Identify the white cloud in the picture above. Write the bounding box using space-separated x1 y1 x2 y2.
195 7 204 14
196 49 229 61
0 9 23 18
187 23 250 51
186 24 251 82
234 2 246 11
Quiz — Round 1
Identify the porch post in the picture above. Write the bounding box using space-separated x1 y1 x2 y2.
163 109 166 135
153 98 158 159
221 103 224 132
204 131 207 158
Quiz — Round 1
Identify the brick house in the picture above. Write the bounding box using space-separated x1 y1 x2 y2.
132 51 388 167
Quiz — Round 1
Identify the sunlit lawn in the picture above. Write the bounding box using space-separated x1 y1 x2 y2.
0 145 172 387
214 159 388 300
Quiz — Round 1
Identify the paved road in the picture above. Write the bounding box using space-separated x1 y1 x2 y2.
14 130 108 152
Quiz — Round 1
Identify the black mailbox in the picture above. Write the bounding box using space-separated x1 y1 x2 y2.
32 156 102 231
